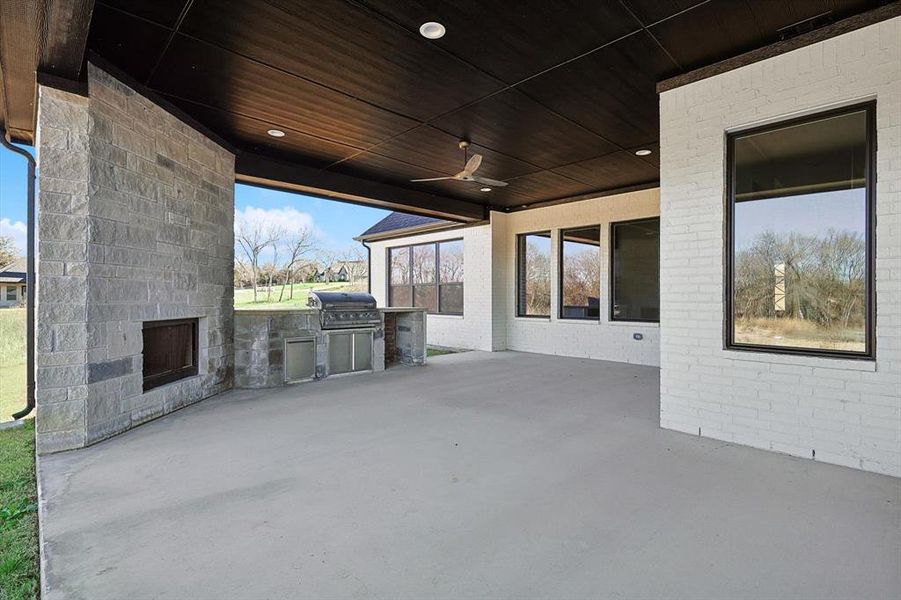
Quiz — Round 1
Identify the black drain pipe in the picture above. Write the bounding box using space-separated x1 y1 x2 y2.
1 133 36 419
361 240 372 294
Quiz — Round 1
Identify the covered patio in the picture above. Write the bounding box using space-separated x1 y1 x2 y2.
38 352 900 599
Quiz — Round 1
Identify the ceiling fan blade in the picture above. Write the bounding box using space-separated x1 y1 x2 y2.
471 176 508 187
410 176 454 182
462 153 483 176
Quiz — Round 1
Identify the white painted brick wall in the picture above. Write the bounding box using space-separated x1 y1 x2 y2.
659 18 901 476
499 189 660 366
368 188 661 366
368 224 496 351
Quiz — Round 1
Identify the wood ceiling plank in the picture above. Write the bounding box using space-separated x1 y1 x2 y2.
620 0 705 27
430 89 620 170
329 151 500 204
488 170 596 208
150 35 418 149
40 0 95 79
177 0 504 122
96 0 187 28
354 0 639 84
368 125 539 182
552 151 659 190
86 4 172 83
649 0 884 72
0 0 44 140
166 98 362 168
517 31 675 149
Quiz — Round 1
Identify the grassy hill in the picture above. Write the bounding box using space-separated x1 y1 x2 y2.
234 282 361 310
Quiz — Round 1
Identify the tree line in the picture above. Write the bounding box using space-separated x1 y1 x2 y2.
235 212 366 303
734 228 866 330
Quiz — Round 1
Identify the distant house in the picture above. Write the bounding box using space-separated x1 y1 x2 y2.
0 257 26 308
313 260 368 283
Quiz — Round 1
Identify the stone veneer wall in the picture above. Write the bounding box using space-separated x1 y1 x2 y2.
235 310 329 388
35 64 235 453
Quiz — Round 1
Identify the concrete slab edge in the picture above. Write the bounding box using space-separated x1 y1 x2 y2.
0 419 26 431
36 452 51 599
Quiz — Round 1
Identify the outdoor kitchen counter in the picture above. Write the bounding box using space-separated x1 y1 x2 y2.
234 307 425 389
234 309 331 388
379 308 428 367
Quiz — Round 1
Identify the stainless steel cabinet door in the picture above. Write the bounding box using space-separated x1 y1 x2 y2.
328 333 353 375
285 338 315 383
353 332 372 371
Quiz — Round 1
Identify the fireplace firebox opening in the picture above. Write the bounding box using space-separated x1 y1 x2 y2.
142 318 199 392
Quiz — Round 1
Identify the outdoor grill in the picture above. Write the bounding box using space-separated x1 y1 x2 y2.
307 291 381 329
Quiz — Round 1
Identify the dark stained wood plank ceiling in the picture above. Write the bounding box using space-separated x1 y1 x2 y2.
0 0 894 218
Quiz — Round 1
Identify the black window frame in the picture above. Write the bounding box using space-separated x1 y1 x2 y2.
609 217 661 323
387 238 464 315
558 225 602 321
724 101 876 360
516 231 552 318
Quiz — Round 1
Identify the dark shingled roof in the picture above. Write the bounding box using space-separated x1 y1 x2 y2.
357 212 450 239
0 257 26 283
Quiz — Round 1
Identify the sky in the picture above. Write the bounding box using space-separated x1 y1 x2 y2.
734 189 865 250
0 144 390 258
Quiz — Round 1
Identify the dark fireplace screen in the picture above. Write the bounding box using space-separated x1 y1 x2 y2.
142 319 198 391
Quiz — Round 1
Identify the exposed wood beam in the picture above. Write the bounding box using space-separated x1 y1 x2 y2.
236 152 486 222
40 0 95 79
657 2 901 93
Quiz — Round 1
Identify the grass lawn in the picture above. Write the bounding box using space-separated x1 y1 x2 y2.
0 420 39 600
427 347 461 357
234 282 359 310
0 309 26 423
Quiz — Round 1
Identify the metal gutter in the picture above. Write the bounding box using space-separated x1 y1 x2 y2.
0 132 35 419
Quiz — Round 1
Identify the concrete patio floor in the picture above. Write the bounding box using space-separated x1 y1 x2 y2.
38 351 900 599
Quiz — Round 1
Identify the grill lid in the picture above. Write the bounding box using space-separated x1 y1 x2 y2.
308 291 377 310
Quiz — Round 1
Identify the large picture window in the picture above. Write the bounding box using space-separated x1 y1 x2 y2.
611 218 660 322
388 240 464 315
559 226 601 320
516 232 551 317
727 102 874 357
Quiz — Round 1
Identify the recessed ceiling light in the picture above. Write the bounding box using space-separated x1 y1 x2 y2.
635 148 652 156
480 187 492 192
267 129 286 138
419 21 446 39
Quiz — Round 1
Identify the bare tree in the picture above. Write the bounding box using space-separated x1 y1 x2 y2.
234 258 252 289
0 235 17 267
235 215 283 303
278 227 316 301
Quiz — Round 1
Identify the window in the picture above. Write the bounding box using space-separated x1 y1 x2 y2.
388 239 464 315
516 232 551 317
727 102 874 357
6 286 16 301
611 218 659 322
388 246 411 307
559 226 601 320
438 240 464 314
412 244 437 312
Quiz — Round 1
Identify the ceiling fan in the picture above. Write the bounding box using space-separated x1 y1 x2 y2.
410 140 508 187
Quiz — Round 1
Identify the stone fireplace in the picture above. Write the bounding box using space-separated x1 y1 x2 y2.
34 63 235 453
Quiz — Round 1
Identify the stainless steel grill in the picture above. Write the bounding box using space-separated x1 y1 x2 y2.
308 291 381 329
